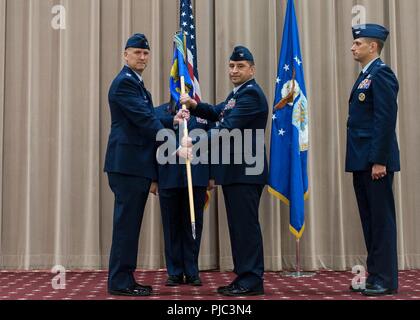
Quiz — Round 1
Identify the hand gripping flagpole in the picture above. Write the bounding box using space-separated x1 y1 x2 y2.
180 33 196 240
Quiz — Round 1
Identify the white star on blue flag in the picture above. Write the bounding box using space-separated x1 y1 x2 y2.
180 0 199 72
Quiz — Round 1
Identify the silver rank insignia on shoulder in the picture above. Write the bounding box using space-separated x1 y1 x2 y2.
247 84 253 88
126 73 132 77
359 93 366 102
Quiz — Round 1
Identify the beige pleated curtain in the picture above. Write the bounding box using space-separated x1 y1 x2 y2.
1 0 419 271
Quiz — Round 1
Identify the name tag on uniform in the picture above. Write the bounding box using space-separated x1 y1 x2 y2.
358 79 372 90
196 117 208 125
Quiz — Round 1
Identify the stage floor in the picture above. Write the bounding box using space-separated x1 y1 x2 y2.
1 270 419 300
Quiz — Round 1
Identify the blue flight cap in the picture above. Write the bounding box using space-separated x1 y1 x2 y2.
125 33 150 50
230 46 254 63
352 24 389 42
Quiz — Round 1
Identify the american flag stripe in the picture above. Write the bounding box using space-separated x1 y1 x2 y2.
180 0 201 103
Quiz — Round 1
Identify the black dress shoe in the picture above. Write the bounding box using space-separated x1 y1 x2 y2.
217 283 235 294
362 284 397 296
349 283 374 293
134 283 153 292
185 275 202 286
222 284 264 297
165 275 184 287
108 285 151 297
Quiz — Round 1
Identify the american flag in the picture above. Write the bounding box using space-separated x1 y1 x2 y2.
179 0 202 102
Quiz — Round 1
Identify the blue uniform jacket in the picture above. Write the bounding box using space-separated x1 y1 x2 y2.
191 79 269 186
155 103 213 189
346 59 400 172
104 66 174 180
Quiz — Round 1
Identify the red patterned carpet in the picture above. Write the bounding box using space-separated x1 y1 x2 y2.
1 270 420 301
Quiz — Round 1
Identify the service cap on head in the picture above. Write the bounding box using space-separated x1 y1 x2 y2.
352 24 389 42
125 33 150 50
230 46 254 63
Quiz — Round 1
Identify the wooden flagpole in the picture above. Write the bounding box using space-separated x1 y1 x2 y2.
180 32 196 240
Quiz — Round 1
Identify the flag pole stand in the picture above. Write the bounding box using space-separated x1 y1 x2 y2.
282 238 315 278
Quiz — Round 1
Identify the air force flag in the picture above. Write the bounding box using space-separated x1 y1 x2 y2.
170 32 194 108
269 0 309 239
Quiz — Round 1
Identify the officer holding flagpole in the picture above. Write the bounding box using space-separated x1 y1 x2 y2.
155 98 214 287
104 33 191 297
180 46 268 297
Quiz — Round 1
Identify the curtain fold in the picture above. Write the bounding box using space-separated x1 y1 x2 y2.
1 0 420 271
0 0 6 268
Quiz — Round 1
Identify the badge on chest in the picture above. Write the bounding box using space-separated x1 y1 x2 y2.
219 98 237 122
226 98 236 110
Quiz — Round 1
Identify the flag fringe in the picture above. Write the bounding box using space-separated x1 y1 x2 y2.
290 224 305 240
268 187 309 204
268 187 290 205
269 186 309 240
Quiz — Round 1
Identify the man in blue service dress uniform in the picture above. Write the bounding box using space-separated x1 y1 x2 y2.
347 24 400 296
104 34 190 297
181 46 269 297
154 99 214 287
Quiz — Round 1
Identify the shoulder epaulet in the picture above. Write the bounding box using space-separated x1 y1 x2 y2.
369 62 389 78
377 62 390 70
